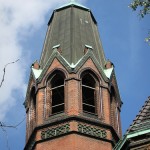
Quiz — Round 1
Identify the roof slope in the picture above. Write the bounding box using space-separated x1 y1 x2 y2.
127 96 150 133
114 97 150 150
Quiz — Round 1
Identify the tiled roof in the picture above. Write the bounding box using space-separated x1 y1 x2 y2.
127 96 150 133
114 97 150 150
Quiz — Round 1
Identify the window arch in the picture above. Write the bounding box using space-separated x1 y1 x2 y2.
47 71 65 115
81 71 98 114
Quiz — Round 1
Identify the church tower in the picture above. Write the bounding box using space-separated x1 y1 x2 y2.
24 1 122 150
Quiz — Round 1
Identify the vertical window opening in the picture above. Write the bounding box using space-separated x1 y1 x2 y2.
29 87 36 132
110 87 117 129
31 89 36 122
32 92 36 121
82 73 96 114
51 73 64 114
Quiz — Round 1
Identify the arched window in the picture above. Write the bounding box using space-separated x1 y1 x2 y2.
82 72 97 114
47 71 65 115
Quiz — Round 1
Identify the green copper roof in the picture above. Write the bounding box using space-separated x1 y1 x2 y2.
40 3 106 68
114 128 150 150
57 0 89 11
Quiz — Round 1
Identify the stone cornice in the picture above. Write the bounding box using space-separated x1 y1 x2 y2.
24 115 120 150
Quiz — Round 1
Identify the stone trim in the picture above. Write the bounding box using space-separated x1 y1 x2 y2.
78 123 107 139
37 50 108 83
41 123 70 140
24 116 119 150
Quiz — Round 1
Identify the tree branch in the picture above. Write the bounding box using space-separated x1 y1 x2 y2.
0 123 10 150
0 117 25 129
0 59 20 88
0 117 25 149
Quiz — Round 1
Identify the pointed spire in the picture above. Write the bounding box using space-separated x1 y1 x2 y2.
56 0 89 11
40 0 106 68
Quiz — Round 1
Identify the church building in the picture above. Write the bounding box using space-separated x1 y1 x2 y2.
24 1 123 150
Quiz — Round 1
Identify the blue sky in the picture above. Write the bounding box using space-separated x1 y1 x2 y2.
0 0 150 149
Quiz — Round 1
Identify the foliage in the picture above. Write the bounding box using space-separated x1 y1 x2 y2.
129 0 150 43
145 32 150 44
129 0 150 17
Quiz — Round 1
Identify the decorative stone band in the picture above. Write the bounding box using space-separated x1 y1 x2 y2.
41 122 107 141
41 123 70 140
78 123 107 139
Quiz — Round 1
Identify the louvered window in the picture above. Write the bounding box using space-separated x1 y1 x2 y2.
82 73 96 114
51 73 64 114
